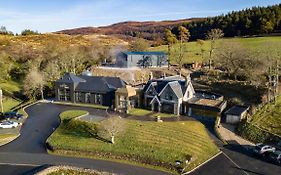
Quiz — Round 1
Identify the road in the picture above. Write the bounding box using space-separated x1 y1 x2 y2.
0 103 172 175
0 102 280 175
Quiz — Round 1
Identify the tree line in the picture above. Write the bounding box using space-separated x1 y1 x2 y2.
173 4 281 40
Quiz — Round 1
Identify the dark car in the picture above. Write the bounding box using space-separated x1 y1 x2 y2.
252 143 276 156
269 151 281 165
4 111 23 120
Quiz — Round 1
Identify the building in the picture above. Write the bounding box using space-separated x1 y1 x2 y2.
184 90 227 119
55 73 126 107
224 105 249 124
115 85 141 112
143 75 194 115
116 51 168 68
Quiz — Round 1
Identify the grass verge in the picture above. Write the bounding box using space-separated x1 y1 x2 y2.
47 110 219 173
0 134 19 146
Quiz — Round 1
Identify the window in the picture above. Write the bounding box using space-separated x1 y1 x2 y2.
85 93 91 103
94 94 102 104
58 84 70 101
165 93 173 100
75 92 82 102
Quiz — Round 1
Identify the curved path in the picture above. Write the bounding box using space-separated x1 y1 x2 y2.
0 103 172 175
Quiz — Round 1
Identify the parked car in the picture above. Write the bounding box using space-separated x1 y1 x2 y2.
0 121 19 129
252 143 276 156
269 151 281 165
3 111 23 120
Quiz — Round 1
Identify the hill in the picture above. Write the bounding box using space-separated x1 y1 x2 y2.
56 18 203 41
149 36 281 64
56 4 281 44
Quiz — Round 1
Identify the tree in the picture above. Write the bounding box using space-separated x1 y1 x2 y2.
164 29 178 69
129 38 149 51
196 39 205 62
215 41 267 84
206 28 224 69
98 116 125 144
21 29 40 36
23 68 45 100
175 26 190 76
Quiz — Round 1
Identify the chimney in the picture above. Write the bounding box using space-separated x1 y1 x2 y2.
149 72 153 80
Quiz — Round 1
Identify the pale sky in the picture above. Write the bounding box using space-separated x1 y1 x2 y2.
0 0 280 33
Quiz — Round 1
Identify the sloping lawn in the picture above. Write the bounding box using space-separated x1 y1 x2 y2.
2 97 22 112
48 110 219 173
128 108 178 118
250 96 281 136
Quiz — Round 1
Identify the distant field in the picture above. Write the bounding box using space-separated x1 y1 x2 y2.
150 36 281 64
48 110 219 173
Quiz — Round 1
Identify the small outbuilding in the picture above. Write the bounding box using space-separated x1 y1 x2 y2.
224 105 249 124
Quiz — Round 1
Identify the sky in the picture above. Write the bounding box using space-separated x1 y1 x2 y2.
0 0 280 33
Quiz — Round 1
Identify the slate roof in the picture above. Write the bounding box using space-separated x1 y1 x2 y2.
56 73 86 84
57 73 126 93
225 105 249 116
143 76 189 98
124 51 166 56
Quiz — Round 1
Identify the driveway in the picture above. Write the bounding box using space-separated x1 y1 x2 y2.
189 116 281 175
0 103 172 175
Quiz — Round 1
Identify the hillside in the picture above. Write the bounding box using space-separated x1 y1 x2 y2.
56 18 203 41
150 36 281 64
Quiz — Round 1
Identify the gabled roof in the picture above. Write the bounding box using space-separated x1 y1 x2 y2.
124 51 166 56
76 75 126 93
57 73 126 93
144 76 191 99
56 73 86 84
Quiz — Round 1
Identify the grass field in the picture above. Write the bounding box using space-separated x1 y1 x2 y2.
150 36 281 64
48 110 218 173
250 95 281 136
2 97 22 112
0 80 22 93
0 80 23 113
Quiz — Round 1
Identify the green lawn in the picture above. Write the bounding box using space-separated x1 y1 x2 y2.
128 108 178 118
0 134 19 146
128 108 153 116
0 80 21 93
2 97 22 112
48 110 219 173
150 36 281 64
250 96 281 136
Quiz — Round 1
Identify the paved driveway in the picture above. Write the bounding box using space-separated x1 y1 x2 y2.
0 103 172 175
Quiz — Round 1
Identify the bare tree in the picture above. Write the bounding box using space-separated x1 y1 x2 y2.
98 116 126 144
206 29 224 69
174 26 190 76
23 68 45 100
164 29 178 69
196 39 205 62
215 41 267 85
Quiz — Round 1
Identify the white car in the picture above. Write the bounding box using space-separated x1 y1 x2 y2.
253 143 276 156
0 121 19 129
